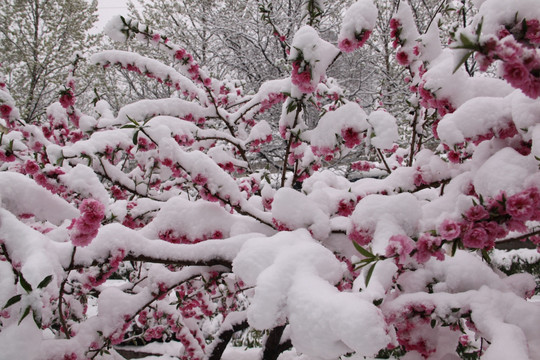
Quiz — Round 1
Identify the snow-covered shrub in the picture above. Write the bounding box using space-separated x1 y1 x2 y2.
1 1 540 359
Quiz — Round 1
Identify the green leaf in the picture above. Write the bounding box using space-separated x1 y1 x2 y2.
459 33 475 49
352 241 375 258
3 294 22 310
18 306 31 325
32 309 42 329
121 124 137 129
475 18 484 39
365 261 377 287
373 298 383 306
286 101 297 114
19 274 33 293
37 275 53 289
481 249 492 264
126 115 140 127
133 130 139 145
451 239 459 256
452 51 473 74
431 319 437 328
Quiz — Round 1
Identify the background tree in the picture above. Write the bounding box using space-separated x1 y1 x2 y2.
0 0 99 123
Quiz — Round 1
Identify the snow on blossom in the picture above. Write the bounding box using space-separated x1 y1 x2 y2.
233 229 390 359
473 0 540 34
91 50 205 101
0 172 78 224
289 26 339 95
271 187 330 239
437 219 461 240
337 0 377 53
139 197 269 243
385 234 415 264
348 193 421 253
473 147 538 197
70 198 105 247
59 164 109 205
303 102 369 151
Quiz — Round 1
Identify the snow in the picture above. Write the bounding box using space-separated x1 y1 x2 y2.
303 102 369 149
91 50 204 99
349 193 422 253
438 96 512 146
338 0 378 41
0 172 78 225
367 110 399 150
473 147 539 197
59 164 109 206
0 316 42 360
474 0 540 34
272 187 331 239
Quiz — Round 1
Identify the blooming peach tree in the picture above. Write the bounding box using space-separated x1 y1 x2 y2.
1 0 540 359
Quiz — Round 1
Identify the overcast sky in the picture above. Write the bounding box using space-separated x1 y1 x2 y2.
94 0 132 33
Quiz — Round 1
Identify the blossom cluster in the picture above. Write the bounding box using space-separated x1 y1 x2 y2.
69 199 106 247
291 60 316 93
158 228 224 244
356 187 540 267
475 18 540 98
386 303 437 358
338 30 372 53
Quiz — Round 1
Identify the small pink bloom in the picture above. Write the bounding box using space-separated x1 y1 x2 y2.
396 51 410 66
175 49 186 60
71 230 97 247
526 19 540 44
348 225 373 246
336 199 355 217
59 92 75 109
438 219 461 240
338 38 358 53
502 61 532 94
80 199 106 224
506 190 536 220
385 234 415 264
465 205 489 221
341 127 361 148
498 122 518 139
462 225 489 249
0 104 12 119
448 151 460 163
24 160 40 175
480 221 507 241
357 30 371 47
390 18 401 31
414 234 444 264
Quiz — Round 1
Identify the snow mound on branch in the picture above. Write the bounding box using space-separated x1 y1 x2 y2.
303 102 369 149
474 0 540 33
349 193 422 253
139 197 265 241
59 164 109 206
473 147 539 197
437 96 512 146
233 230 389 359
103 15 129 42
367 109 399 150
272 187 331 239
0 172 78 225
340 0 378 36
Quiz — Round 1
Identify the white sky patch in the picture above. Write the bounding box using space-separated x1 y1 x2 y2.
93 0 141 34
